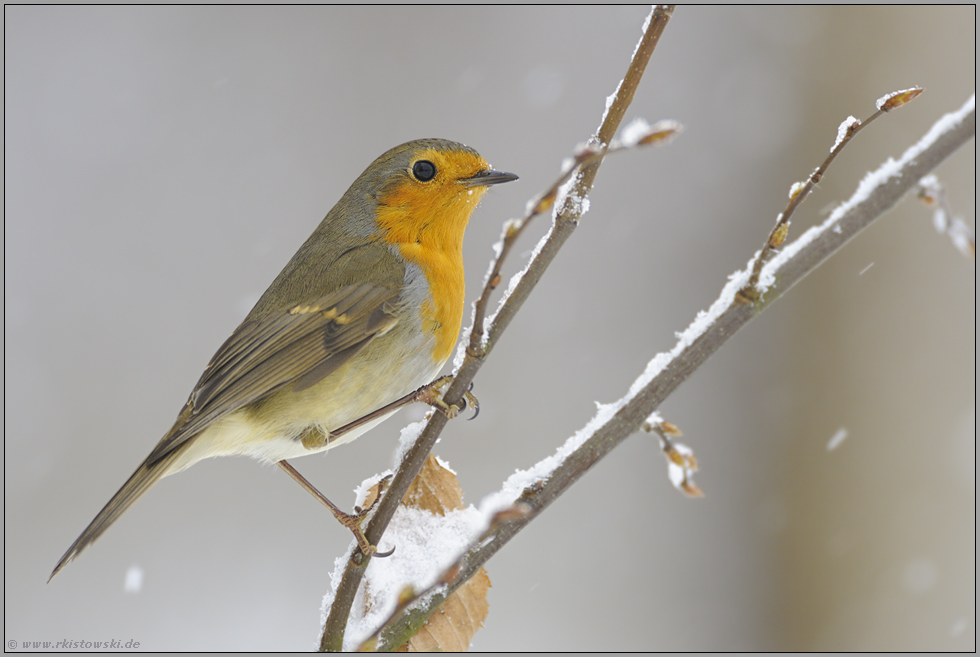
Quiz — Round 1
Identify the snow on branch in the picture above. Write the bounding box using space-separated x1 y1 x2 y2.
363 92 975 648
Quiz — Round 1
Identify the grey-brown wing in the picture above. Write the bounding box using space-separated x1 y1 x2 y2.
147 282 399 463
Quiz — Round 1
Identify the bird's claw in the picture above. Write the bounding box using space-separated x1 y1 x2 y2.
347 474 395 559
415 376 480 420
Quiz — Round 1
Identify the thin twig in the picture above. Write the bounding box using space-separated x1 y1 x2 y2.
741 87 923 298
318 6 676 651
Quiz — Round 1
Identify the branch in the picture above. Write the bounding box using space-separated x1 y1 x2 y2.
365 93 975 649
318 6 677 651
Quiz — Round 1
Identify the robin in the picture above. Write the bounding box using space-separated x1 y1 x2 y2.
50 138 518 579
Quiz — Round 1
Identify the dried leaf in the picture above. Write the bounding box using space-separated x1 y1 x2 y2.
398 569 491 652
374 456 491 652
403 455 465 515
360 456 464 514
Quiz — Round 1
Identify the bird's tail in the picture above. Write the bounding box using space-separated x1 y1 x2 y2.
49 444 190 581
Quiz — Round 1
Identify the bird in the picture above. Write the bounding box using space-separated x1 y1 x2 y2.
50 138 518 580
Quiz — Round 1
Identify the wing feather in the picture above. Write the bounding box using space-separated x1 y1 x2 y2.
147 282 400 463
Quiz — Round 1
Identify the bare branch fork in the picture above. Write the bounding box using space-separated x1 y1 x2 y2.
319 6 676 650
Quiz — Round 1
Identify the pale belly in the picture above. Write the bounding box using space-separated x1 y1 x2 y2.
166 318 444 474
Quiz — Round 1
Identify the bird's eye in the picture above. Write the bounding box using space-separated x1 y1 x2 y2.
412 160 437 182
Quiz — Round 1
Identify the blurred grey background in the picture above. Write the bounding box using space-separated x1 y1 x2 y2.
5 6 974 651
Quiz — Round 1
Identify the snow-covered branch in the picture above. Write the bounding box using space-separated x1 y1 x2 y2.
353 92 975 650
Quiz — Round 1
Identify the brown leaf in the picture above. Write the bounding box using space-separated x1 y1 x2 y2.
403 454 465 515
361 455 464 514
367 456 490 652
398 569 491 652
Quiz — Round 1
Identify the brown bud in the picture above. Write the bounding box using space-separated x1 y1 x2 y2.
490 502 533 528
640 119 683 145
877 87 923 112
681 480 705 498
532 193 555 215
770 223 790 248
397 585 416 606
788 181 805 201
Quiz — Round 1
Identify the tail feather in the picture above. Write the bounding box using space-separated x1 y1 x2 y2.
49 444 190 582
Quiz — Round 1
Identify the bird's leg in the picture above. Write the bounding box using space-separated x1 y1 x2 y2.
277 460 394 558
325 377 479 446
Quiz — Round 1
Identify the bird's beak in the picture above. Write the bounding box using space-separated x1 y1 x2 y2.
461 169 519 188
